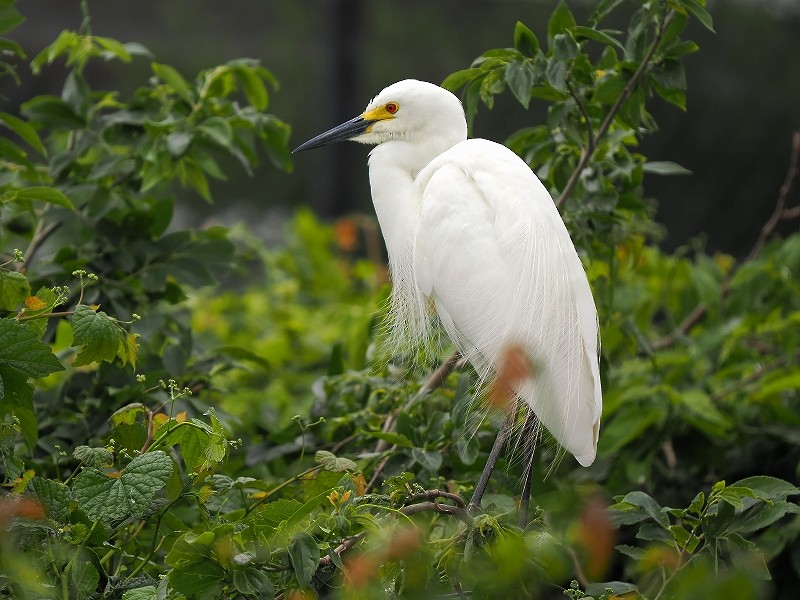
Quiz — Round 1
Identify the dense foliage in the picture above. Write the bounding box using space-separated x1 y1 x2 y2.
1 1 798 599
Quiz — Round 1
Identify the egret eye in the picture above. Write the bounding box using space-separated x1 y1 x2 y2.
385 102 399 114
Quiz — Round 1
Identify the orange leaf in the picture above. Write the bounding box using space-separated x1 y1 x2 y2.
573 496 617 581
334 218 359 252
384 526 421 561
24 296 47 310
351 473 367 496
489 344 533 410
344 555 378 588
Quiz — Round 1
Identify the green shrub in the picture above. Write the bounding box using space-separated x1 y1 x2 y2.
0 1 797 599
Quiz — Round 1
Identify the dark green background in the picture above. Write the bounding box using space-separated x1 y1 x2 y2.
7 0 799 255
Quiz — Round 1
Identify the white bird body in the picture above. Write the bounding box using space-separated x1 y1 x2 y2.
295 79 602 467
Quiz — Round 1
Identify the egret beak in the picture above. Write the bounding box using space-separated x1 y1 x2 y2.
292 115 373 153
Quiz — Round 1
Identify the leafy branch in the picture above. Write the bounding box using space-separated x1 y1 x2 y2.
556 5 674 208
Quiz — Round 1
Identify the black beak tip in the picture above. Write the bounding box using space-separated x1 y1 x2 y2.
292 115 371 156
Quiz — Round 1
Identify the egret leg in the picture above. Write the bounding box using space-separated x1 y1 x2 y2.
468 410 516 513
518 413 539 527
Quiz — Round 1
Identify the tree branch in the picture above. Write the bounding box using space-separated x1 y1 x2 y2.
653 130 800 350
746 130 800 262
557 9 673 209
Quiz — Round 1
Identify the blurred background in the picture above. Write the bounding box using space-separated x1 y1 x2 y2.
7 0 800 256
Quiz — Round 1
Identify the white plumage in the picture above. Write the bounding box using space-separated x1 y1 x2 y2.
294 79 601 466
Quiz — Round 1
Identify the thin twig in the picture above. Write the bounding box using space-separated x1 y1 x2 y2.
318 532 367 568
22 220 62 269
400 501 473 524
557 9 674 209
406 489 467 509
746 130 800 262
782 205 800 220
710 355 792 402
566 79 594 150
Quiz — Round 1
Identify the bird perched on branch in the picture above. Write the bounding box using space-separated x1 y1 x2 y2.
294 79 601 475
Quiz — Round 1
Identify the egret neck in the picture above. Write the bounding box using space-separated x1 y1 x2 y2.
366 130 465 259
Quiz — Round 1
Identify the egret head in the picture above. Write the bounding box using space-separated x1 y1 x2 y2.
293 79 467 154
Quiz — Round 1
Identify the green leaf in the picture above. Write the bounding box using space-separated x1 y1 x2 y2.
235 68 269 111
594 71 627 104
247 498 304 536
110 403 147 427
95 36 132 62
0 318 64 379
0 366 37 448
73 445 114 469
0 2 24 35
70 561 99 600
315 450 357 472
167 131 192 157
552 31 580 61
166 533 226 596
166 531 216 569
198 117 234 147
152 62 194 104
232 566 275 599
20 95 85 129
643 161 691 176
732 476 799 503
504 60 534 109
611 491 670 529
599 401 667 454
71 304 125 367
73 450 173 522
118 332 140 370
158 414 228 472
363 430 414 448
122 587 158 600
726 533 771 580
513 21 539 55
30 476 70 522
289 531 320 588
441 68 482 93
548 0 576 40
680 0 715 32
23 287 58 338
0 112 46 156
677 389 732 438
4 186 75 209
215 345 270 368
411 448 442 472
571 25 624 51
704 499 736 541
0 271 31 311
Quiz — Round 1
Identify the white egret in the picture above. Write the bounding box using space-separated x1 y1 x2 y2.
294 79 601 482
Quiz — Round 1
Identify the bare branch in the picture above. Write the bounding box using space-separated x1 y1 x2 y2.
406 489 467 509
746 130 800 262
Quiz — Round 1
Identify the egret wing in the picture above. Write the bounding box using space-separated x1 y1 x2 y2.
415 139 601 465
